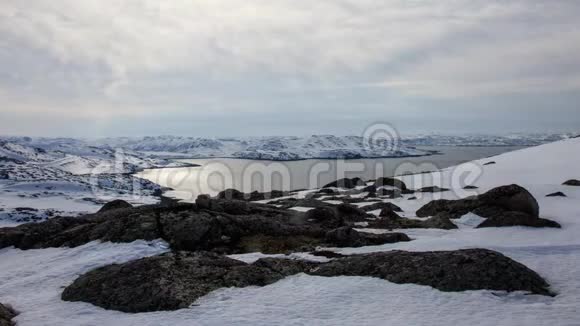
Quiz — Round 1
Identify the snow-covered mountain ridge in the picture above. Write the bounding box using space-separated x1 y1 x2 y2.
2 133 576 161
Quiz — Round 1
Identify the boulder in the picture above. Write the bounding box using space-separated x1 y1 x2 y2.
360 202 402 213
370 212 457 230
325 227 410 247
478 184 539 217
62 249 552 312
195 194 211 209
477 211 561 228
97 199 132 213
0 303 16 326
546 192 567 197
62 251 315 312
310 249 552 296
418 186 450 193
373 177 407 190
323 178 365 189
563 179 580 186
304 207 343 228
376 188 402 198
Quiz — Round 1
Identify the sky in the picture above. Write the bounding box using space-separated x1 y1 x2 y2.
0 0 579 137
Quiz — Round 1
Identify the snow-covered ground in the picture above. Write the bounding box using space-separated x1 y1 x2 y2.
1 138 580 325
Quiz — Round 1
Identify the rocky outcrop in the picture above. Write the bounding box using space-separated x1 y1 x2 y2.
61 249 553 313
418 186 450 193
216 189 287 201
0 200 407 253
476 211 561 228
373 177 407 190
0 303 16 326
61 251 315 313
310 249 552 296
97 199 132 213
323 178 365 189
563 179 580 186
415 184 558 228
359 202 402 213
325 227 411 247
370 211 457 230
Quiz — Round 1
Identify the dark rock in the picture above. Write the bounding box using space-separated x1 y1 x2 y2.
62 249 552 312
304 207 343 228
97 199 132 213
362 185 377 193
318 188 338 195
418 186 450 193
376 188 402 198
477 211 561 228
546 192 567 197
334 203 371 222
310 249 552 296
325 227 410 247
563 179 580 186
195 194 211 209
61 251 314 313
417 184 539 218
478 184 539 217
217 188 246 200
0 303 16 326
373 177 407 190
408 196 417 200
360 202 402 213
483 161 496 166
463 185 479 189
323 178 365 189
370 213 457 230
309 250 347 259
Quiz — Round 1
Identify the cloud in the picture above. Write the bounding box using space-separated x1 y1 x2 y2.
0 0 579 136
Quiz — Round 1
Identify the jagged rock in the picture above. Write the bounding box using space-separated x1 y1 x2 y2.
325 227 410 247
97 199 132 213
373 177 407 190
62 249 552 312
546 192 566 197
563 179 580 186
0 303 16 326
323 178 365 189
360 202 402 213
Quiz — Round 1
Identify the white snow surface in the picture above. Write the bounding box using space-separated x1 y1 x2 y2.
1 138 580 325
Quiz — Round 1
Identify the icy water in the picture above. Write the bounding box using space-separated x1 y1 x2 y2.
138 146 523 202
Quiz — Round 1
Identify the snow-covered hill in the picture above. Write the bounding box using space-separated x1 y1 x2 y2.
3 133 574 161
0 140 191 224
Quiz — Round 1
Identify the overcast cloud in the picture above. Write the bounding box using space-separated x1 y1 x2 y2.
0 0 579 137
